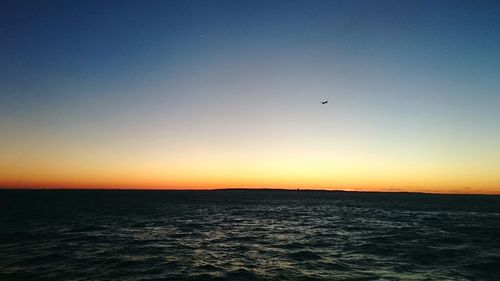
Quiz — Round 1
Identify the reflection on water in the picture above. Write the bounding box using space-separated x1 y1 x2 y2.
1 190 499 280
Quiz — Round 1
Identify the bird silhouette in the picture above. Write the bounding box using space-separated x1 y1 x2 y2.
321 100 328 104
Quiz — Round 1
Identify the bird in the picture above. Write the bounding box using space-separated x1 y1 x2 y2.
321 100 328 104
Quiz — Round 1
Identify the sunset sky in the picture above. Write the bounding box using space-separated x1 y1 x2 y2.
1 0 500 194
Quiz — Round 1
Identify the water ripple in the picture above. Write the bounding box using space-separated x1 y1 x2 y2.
1 190 499 281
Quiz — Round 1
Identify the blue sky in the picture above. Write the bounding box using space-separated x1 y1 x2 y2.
1 0 500 192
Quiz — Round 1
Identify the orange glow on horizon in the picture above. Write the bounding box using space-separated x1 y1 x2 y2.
1 179 499 195
2 114 499 195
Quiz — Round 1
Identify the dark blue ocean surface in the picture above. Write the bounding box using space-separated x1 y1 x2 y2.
1 190 499 281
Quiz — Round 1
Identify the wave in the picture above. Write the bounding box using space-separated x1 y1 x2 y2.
1 190 499 281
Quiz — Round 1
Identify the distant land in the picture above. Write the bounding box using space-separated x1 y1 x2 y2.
0 187 498 196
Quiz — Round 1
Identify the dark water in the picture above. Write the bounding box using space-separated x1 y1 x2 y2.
1 190 500 281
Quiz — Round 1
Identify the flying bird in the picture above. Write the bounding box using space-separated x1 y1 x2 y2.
321 100 328 104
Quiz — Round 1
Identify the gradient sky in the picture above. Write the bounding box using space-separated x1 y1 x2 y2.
1 0 500 194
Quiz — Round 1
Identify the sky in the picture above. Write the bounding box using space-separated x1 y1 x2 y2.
1 0 500 194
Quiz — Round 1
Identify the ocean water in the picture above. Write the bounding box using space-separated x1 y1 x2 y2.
1 190 499 281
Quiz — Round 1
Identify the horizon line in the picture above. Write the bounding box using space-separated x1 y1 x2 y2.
1 186 498 196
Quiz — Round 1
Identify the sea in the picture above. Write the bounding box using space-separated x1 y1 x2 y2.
1 189 499 281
